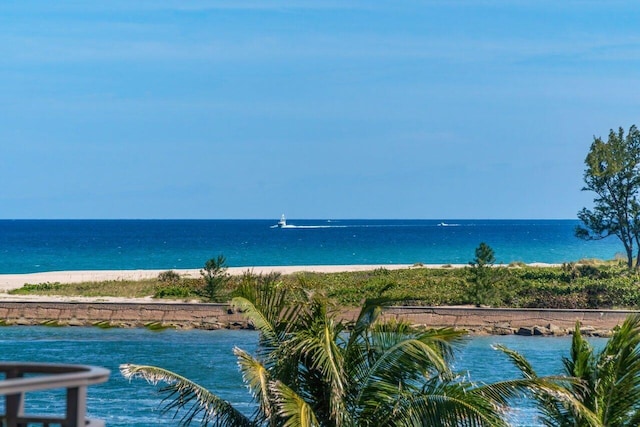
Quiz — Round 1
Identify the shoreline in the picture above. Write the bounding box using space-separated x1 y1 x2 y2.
0 263 564 292
0 264 431 291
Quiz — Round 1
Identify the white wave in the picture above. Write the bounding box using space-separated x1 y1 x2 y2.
278 225 347 229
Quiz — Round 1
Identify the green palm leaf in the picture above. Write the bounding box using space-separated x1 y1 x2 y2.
270 380 320 427
231 272 300 347
595 314 640 426
234 347 273 422
389 382 509 427
494 314 640 427
120 364 253 427
289 305 348 425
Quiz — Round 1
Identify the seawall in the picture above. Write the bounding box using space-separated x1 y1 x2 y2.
0 302 637 335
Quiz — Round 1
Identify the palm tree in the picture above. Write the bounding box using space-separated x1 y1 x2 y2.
498 314 640 427
121 272 582 427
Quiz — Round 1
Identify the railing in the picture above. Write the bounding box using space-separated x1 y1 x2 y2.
0 362 110 427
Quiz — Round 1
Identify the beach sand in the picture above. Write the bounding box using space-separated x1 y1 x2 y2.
0 264 436 293
0 263 563 293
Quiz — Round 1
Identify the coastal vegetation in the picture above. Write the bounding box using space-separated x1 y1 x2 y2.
467 242 501 306
499 314 640 426
197 254 231 302
577 125 640 269
11 259 640 310
121 274 583 427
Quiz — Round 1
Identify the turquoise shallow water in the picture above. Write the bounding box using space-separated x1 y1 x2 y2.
0 219 623 273
0 327 606 426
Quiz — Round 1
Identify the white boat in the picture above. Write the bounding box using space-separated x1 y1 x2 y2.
437 222 448 227
277 214 287 228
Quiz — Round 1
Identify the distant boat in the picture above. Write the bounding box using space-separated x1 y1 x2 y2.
270 214 294 228
277 214 287 228
437 222 448 227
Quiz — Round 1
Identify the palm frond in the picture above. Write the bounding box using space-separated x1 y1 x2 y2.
231 273 304 352
347 288 395 337
290 314 347 424
496 342 605 427
270 380 320 427
370 335 452 381
472 377 602 427
388 383 509 427
353 334 456 419
234 347 273 421
120 364 253 427
493 344 538 379
595 314 640 425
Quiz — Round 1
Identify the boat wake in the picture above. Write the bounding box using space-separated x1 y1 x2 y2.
280 225 346 229
271 216 465 229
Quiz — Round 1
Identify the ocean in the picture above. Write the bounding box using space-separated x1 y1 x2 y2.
0 219 620 426
0 219 622 274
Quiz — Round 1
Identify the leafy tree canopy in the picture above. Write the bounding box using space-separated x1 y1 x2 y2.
576 125 640 269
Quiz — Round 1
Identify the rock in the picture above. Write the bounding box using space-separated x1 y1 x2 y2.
491 326 514 335
533 326 549 336
516 327 534 336
15 317 31 326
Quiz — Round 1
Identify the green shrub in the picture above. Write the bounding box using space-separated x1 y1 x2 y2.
10 282 64 294
158 270 181 284
154 285 194 299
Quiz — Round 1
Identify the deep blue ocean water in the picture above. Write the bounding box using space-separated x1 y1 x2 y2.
0 219 623 274
0 327 606 426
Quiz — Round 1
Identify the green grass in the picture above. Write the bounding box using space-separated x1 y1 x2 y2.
8 261 640 310
10 279 163 298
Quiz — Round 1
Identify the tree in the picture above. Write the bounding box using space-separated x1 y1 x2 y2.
197 255 231 302
576 125 640 269
121 273 577 427
499 314 640 427
467 243 497 306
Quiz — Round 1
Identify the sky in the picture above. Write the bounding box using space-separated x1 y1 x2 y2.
1 1 639 220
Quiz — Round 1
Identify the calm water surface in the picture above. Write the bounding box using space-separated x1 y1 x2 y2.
0 327 605 426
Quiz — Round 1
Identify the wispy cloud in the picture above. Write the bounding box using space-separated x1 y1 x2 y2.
5 30 640 68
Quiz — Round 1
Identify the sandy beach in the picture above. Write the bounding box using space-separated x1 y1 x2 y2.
0 264 433 292
0 263 564 293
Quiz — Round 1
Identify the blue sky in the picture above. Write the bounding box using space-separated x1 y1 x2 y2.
1 1 639 219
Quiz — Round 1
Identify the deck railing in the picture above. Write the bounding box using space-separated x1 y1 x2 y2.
0 362 110 427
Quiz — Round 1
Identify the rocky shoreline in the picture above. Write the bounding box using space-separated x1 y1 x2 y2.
0 301 634 336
